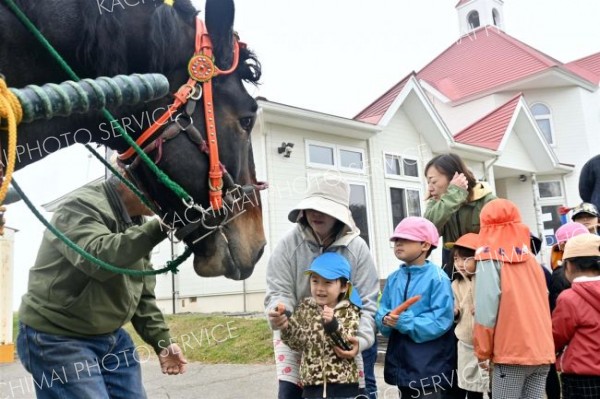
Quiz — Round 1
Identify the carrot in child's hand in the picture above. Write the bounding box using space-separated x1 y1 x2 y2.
274 303 292 318
274 303 285 314
390 295 421 316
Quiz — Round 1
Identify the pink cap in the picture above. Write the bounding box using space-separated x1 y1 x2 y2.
555 222 589 244
390 217 440 247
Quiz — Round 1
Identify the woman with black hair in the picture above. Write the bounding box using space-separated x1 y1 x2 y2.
424 153 496 399
424 153 496 275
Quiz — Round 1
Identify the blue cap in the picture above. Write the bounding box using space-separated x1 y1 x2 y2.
306 253 362 308
306 252 351 279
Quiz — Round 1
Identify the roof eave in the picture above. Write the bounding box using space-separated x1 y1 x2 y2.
449 68 598 106
258 100 380 140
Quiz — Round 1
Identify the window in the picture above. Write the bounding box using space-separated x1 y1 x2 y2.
306 141 366 173
308 143 334 166
384 153 419 178
467 10 480 29
530 103 554 145
542 205 563 247
339 148 364 171
492 8 500 26
538 181 562 199
349 184 371 247
389 187 422 229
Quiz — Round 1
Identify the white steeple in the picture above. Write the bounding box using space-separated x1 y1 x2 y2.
456 0 505 36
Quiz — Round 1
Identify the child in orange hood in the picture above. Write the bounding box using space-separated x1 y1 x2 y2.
473 199 555 398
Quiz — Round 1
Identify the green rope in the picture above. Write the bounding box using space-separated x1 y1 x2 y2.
84 144 155 211
3 0 193 203
11 178 192 276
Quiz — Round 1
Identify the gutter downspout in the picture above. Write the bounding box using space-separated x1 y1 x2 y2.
530 173 546 265
483 156 499 183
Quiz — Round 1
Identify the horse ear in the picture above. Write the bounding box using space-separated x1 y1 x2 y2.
205 0 235 69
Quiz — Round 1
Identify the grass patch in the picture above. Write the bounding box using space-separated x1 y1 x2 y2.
125 313 274 364
12 313 18 344
12 313 274 364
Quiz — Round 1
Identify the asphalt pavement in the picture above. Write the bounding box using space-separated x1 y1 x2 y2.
1 360 398 399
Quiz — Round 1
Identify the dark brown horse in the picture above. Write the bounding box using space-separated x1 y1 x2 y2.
0 0 266 280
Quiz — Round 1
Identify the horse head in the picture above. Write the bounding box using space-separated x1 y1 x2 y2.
120 0 266 280
0 0 266 280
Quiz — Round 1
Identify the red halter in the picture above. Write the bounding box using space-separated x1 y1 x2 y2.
118 18 241 210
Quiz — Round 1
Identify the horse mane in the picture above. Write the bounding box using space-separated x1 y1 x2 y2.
74 0 260 84
74 0 198 76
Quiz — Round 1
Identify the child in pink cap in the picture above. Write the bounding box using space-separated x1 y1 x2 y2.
376 217 455 399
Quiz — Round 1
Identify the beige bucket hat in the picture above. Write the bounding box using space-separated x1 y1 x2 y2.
287 174 356 230
563 233 600 259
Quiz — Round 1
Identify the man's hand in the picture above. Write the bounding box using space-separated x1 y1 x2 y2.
158 343 187 375
322 306 334 323
268 304 288 330
333 336 359 359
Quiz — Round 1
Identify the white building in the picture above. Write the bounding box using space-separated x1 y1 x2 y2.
151 1 600 313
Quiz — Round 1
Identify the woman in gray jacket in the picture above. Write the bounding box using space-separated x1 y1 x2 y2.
265 174 380 399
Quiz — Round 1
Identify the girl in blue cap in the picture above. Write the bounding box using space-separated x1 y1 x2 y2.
279 252 362 399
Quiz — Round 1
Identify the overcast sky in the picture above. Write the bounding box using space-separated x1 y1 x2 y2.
5 0 600 308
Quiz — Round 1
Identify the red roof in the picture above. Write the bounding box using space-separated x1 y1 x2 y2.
354 73 413 124
353 26 597 123
416 27 582 102
455 0 471 7
454 93 521 150
565 52 600 85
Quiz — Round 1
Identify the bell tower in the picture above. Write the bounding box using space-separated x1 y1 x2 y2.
456 0 505 36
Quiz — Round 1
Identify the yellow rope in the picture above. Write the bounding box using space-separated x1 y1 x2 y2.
0 78 22 207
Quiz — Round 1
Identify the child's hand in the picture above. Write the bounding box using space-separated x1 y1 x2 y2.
322 306 334 323
478 359 490 371
268 303 288 330
333 336 359 359
382 312 399 328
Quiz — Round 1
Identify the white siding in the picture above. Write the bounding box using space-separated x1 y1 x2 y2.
523 87 596 205
367 110 431 278
494 177 537 232
495 131 536 172
427 93 501 134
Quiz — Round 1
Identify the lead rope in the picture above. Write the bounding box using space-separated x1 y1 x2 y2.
11 178 192 276
2 0 193 273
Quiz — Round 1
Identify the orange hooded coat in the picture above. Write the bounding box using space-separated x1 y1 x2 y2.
473 199 555 365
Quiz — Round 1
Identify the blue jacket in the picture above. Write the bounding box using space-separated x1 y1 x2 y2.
376 261 455 388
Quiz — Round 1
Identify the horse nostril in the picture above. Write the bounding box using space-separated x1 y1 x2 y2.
239 116 254 132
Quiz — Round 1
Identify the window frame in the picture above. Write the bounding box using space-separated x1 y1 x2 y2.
305 140 366 174
530 102 555 146
538 180 563 200
492 8 500 26
386 182 424 247
383 152 420 181
338 145 366 174
305 140 337 170
537 178 566 247
347 180 375 253
467 10 480 29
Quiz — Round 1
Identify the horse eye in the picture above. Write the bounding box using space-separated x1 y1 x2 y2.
239 116 254 132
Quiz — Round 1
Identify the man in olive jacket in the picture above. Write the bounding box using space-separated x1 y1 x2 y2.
17 176 186 399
